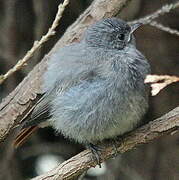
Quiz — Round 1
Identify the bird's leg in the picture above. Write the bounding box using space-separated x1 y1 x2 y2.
86 143 103 168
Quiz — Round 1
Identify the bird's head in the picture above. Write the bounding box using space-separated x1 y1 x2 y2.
84 18 141 50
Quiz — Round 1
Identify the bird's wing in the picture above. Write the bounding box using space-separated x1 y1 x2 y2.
13 89 55 148
21 89 55 128
13 66 98 147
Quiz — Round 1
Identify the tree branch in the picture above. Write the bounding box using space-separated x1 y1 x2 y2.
31 106 179 180
131 2 179 24
145 75 179 96
130 2 179 36
149 21 179 36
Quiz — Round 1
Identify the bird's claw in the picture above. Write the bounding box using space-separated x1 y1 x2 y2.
86 143 103 168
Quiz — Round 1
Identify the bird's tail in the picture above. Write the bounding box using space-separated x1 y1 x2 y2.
13 126 39 148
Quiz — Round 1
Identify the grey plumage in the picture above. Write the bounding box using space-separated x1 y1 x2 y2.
21 18 150 145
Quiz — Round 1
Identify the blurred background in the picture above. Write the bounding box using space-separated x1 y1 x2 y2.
0 0 179 179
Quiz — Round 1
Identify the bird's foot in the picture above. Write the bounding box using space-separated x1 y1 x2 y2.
86 143 103 168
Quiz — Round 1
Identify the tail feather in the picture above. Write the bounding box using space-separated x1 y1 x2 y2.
13 126 39 148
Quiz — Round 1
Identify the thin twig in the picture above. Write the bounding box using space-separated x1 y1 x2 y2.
145 75 179 96
131 2 179 24
149 21 179 36
0 0 70 85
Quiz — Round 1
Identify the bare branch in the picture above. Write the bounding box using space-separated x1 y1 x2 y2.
149 21 179 36
0 0 70 85
32 106 179 180
131 2 179 24
145 75 179 96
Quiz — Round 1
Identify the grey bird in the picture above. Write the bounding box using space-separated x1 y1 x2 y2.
14 18 150 162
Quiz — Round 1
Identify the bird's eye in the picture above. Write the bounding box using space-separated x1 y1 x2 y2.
117 33 125 41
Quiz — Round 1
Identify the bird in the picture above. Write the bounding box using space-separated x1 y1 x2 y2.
14 17 150 164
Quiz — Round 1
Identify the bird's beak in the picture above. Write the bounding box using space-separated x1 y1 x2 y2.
127 23 142 42
130 23 142 33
